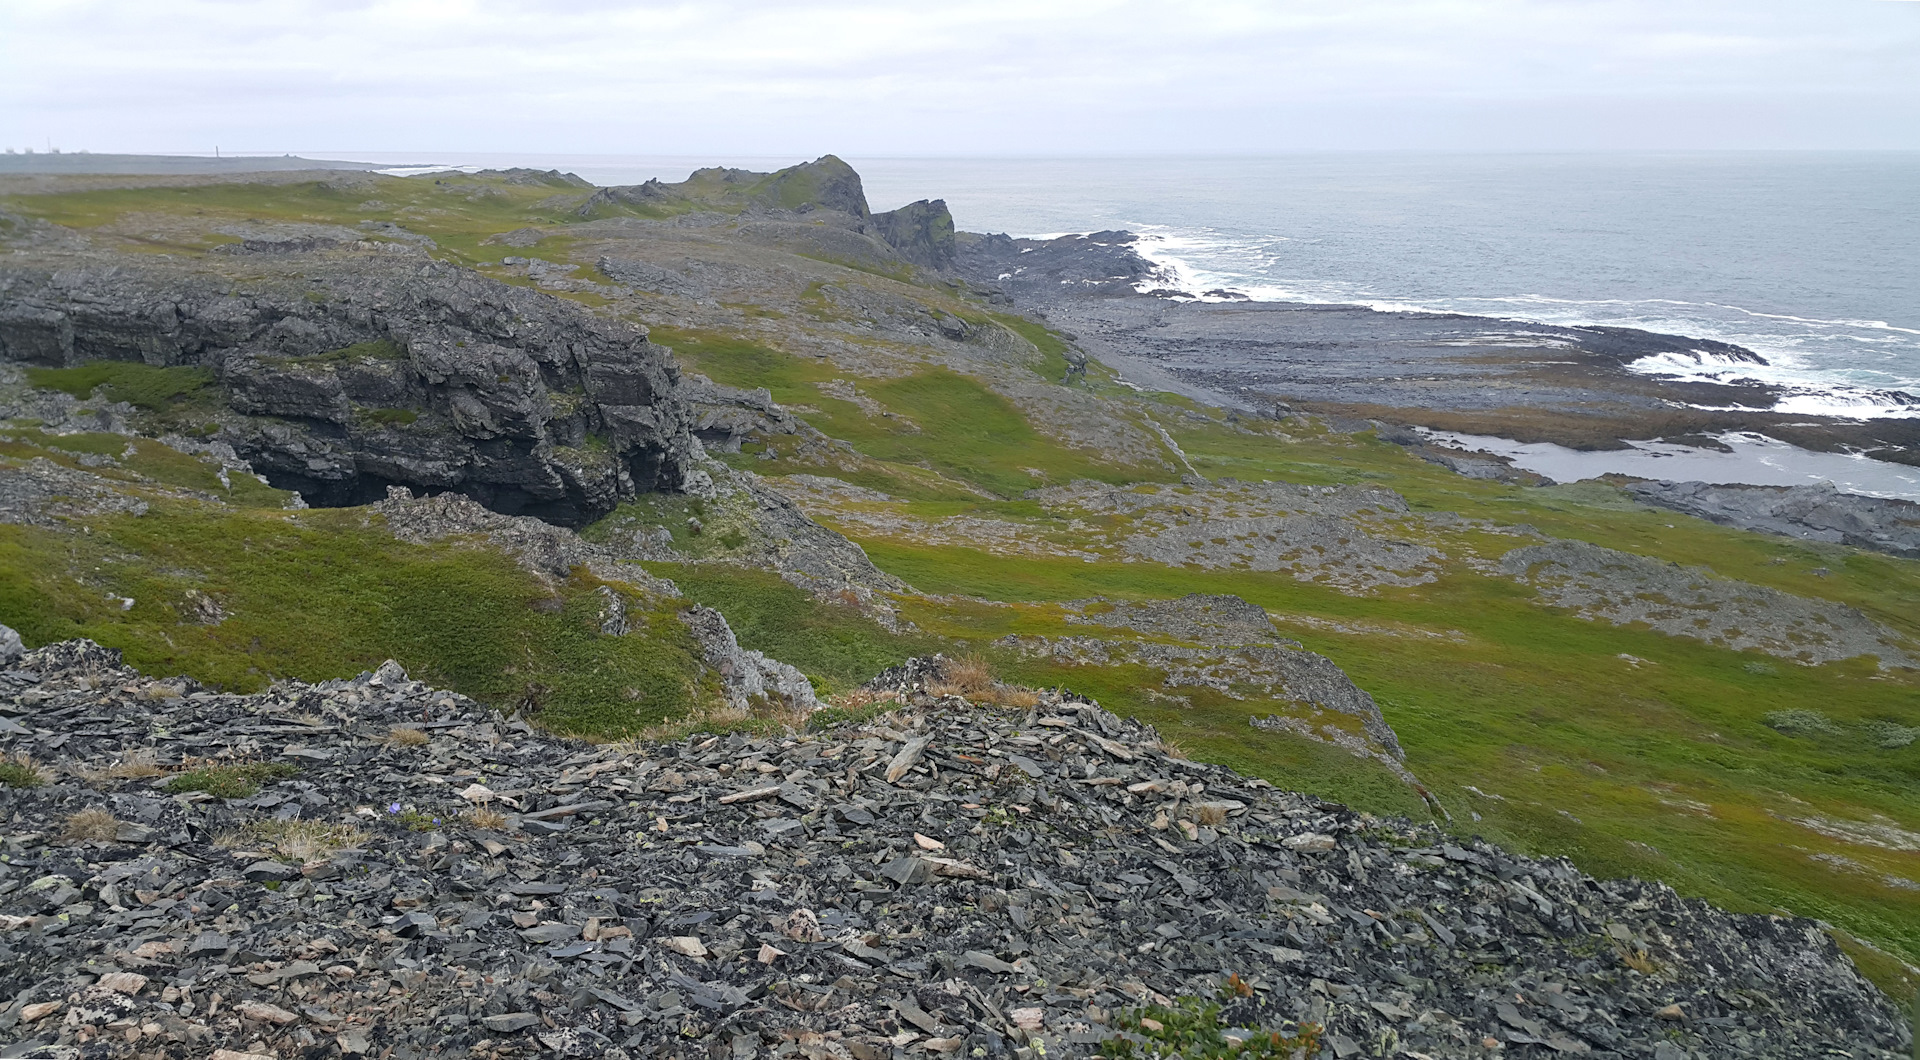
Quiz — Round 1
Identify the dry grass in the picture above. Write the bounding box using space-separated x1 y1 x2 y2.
1193 803 1230 827
749 693 814 732
465 806 508 830
63 808 123 841
639 700 752 742
385 726 431 748
944 654 995 695
930 654 1006 701
216 819 368 863
826 687 900 712
75 748 168 785
0 754 51 788
1001 687 1042 709
1156 738 1189 760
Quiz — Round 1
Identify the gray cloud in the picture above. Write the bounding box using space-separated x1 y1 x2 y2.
2 0 1915 153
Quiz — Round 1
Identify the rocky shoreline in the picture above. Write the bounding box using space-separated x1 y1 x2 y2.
1623 481 1920 559
952 231 1920 471
0 641 1911 1059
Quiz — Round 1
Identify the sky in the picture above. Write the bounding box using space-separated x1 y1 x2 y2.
2 0 1917 156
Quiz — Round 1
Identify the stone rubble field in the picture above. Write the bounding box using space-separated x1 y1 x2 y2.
0 643 1910 1060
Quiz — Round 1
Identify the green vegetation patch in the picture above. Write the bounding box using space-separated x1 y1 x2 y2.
1101 977 1321 1059
992 313 1079 384
165 761 297 799
656 325 1169 499
644 562 941 694
0 501 709 738
0 427 290 507
0 756 48 788
356 407 419 427
26 361 215 411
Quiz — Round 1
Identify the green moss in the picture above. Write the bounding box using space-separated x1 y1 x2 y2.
165 762 297 799
291 339 406 366
26 362 215 411
0 501 708 737
356 406 418 427
643 562 940 693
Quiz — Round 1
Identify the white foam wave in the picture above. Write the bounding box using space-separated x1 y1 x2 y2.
1123 226 1920 417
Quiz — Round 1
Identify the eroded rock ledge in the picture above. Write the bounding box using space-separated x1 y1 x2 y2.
0 645 1907 1059
0 250 703 525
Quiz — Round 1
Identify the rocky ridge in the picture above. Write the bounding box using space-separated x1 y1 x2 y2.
1624 480 1920 559
0 246 704 526
0 642 1909 1060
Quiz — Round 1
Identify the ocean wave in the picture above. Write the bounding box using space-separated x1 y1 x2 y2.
1123 226 1920 415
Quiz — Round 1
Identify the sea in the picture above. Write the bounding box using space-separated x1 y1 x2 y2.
345 151 1920 496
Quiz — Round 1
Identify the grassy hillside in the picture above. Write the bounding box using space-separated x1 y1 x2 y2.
2 168 1915 992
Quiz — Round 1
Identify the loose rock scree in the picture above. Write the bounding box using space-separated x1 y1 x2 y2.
0 643 1910 1059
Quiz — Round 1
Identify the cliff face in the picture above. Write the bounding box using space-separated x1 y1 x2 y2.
869 198 956 270
0 249 701 524
578 155 957 272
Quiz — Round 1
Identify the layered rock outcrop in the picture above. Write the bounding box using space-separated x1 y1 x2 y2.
0 249 701 524
577 155 956 272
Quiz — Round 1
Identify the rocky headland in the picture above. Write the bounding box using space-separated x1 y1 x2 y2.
952 231 1920 471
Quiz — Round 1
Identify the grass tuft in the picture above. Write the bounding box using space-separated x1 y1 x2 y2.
218 819 367 862
75 747 167 784
63 809 123 842
164 761 298 799
0 754 50 788
385 726 430 748
465 806 508 831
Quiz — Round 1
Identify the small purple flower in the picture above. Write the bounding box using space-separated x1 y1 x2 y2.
387 802 402 815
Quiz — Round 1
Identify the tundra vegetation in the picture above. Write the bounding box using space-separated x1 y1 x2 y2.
0 160 1915 1003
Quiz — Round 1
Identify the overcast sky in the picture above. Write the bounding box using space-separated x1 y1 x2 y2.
3 0 1917 156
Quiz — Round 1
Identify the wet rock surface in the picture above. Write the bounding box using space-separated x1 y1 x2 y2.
1 644 1908 1059
1626 480 1920 559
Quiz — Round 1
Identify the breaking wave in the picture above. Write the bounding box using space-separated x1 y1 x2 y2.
1126 225 1920 420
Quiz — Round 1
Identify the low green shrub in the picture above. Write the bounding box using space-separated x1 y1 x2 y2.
0 755 49 788
1765 708 1840 735
1100 977 1321 1059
